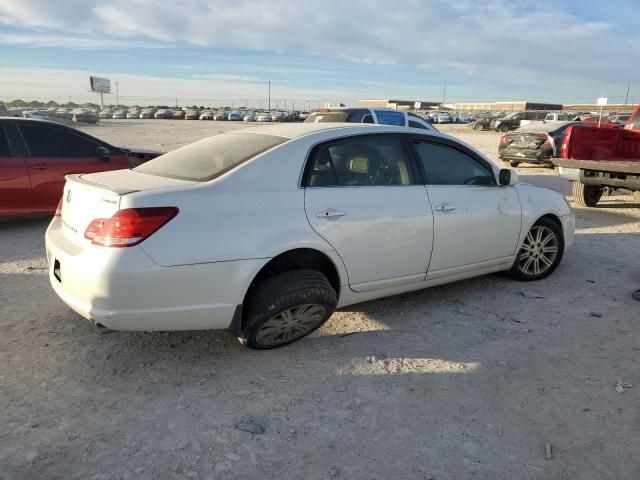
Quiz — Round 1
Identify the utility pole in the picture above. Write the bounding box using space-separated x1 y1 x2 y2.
442 81 447 107
624 82 631 111
115 82 119 107
175 97 178 108
268 80 271 111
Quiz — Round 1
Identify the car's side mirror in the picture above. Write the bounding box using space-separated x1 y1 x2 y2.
95 146 111 161
498 168 518 186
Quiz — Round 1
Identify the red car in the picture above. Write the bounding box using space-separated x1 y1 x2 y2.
0 118 161 217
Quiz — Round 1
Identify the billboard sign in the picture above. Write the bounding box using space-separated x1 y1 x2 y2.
90 76 111 93
597 97 608 106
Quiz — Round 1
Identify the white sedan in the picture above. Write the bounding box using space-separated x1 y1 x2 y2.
46 123 575 349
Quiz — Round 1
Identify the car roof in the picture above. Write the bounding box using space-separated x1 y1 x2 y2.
233 122 449 141
0 117 73 127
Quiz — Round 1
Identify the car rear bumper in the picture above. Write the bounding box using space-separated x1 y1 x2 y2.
45 217 262 331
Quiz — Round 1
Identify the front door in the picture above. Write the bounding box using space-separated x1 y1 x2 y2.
409 137 521 274
304 133 433 291
18 122 126 213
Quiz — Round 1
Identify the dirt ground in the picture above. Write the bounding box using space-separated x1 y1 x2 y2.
1 121 639 480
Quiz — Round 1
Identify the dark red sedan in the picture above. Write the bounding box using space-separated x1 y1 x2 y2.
0 118 161 217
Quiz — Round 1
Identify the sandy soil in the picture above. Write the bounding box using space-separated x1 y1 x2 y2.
1 121 639 480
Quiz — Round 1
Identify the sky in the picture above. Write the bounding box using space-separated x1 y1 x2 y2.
0 0 638 107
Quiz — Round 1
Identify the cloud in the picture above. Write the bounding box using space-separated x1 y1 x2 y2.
0 0 637 91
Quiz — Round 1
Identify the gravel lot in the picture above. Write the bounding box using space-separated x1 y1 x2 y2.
1 120 639 479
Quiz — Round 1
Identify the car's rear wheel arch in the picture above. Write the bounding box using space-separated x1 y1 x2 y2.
240 248 341 325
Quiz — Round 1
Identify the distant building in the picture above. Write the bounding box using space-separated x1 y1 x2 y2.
453 101 563 112
358 99 441 110
563 103 637 112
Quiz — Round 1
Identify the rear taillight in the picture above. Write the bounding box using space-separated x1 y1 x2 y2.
55 198 63 216
84 207 178 247
499 134 507 146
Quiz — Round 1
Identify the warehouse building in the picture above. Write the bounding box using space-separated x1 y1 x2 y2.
357 99 441 110
453 101 563 112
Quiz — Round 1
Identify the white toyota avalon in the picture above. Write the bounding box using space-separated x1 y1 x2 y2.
46 123 575 349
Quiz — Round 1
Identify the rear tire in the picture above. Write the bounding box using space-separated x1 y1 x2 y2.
572 181 603 207
499 123 510 132
509 161 520 168
509 217 564 281
473 123 482 131
240 270 337 349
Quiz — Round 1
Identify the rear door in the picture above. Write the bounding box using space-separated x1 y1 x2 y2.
304 133 433 291
409 136 521 275
18 122 128 213
0 122 32 216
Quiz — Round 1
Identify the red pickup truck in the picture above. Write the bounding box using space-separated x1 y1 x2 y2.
553 105 640 206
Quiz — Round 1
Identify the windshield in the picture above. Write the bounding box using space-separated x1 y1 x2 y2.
627 110 640 130
304 111 349 123
134 133 287 182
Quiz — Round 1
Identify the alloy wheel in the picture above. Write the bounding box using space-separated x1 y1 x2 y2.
517 225 559 276
255 304 326 347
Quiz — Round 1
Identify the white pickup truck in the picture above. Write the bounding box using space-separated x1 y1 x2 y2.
520 112 571 127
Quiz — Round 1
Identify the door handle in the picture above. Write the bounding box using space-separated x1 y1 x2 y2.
434 203 456 213
316 209 347 218
30 164 48 170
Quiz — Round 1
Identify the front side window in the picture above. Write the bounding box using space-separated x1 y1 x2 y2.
19 124 100 157
135 133 286 182
412 141 495 186
306 134 415 187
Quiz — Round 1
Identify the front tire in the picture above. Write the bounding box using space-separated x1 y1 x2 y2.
509 161 520 168
499 123 510 132
510 217 564 281
572 181 603 207
240 270 337 349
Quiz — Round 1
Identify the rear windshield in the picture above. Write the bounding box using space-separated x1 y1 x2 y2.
134 133 287 182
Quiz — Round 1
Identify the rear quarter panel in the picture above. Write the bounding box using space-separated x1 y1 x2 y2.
123 138 337 268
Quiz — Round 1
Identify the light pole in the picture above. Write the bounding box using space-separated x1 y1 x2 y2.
268 80 271 111
115 81 119 107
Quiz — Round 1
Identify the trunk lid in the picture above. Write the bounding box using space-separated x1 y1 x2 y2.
60 170 196 248
504 132 548 150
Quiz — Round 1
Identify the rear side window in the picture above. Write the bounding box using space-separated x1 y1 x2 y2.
412 141 495 186
306 134 415 187
0 125 11 156
19 124 100 157
408 120 428 129
134 133 286 182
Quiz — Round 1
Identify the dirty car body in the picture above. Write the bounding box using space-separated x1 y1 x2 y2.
45 123 574 349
